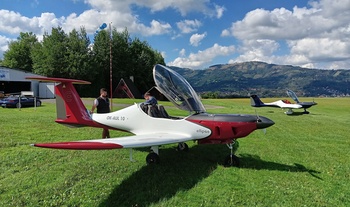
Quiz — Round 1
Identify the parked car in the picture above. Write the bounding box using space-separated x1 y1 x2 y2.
0 96 41 108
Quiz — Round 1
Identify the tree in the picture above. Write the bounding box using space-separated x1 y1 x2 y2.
92 28 165 95
31 27 68 77
2 32 38 71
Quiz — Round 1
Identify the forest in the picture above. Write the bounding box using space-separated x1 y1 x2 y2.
0 27 165 97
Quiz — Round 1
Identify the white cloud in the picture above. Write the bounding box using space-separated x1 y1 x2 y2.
215 5 226 19
229 39 279 63
189 32 207 46
168 43 235 69
132 0 218 16
179 48 186 57
222 0 350 69
176 19 202 34
0 35 12 59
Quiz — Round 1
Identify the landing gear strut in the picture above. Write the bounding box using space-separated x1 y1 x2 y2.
303 109 310 114
177 142 189 151
224 140 240 167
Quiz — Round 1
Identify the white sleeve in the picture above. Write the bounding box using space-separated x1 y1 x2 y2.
93 99 99 106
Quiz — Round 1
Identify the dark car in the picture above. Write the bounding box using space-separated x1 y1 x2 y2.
0 96 42 108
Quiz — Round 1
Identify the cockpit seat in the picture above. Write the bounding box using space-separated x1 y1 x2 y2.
141 103 169 118
147 104 161 117
158 104 169 118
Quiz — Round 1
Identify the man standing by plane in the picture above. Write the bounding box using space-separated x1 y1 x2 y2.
90 88 110 138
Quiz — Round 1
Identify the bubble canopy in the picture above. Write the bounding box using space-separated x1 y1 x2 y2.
153 64 206 113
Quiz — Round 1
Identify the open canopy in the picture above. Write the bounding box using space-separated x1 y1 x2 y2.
287 90 300 103
153 64 206 113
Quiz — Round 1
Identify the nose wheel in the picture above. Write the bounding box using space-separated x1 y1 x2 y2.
224 140 240 167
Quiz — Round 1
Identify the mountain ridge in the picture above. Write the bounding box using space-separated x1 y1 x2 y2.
169 61 350 97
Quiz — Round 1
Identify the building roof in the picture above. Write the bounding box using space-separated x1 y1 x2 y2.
113 78 142 99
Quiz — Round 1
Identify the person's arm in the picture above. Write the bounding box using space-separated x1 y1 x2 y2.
90 99 98 113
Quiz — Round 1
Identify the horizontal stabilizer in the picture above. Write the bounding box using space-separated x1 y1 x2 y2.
25 76 91 84
33 142 122 150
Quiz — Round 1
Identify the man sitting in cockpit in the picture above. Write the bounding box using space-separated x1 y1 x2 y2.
143 92 158 105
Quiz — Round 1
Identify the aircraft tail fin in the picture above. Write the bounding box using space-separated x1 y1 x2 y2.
250 95 265 107
26 77 102 128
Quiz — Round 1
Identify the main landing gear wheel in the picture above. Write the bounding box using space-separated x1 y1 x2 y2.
224 154 240 167
146 152 160 164
176 142 189 152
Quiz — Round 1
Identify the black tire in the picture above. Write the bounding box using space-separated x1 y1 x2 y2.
146 152 160 164
36 101 41 107
224 154 240 167
177 143 189 152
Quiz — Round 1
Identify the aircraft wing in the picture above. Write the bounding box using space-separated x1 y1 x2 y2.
33 133 195 150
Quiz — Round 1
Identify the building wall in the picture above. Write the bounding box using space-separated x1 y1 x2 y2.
0 67 44 96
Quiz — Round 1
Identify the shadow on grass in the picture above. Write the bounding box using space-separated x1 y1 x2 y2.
238 153 322 179
100 145 321 206
99 145 219 207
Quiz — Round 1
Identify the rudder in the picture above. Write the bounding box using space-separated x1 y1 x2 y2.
250 95 265 107
26 77 102 128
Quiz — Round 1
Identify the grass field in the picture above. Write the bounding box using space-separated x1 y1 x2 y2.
0 97 349 206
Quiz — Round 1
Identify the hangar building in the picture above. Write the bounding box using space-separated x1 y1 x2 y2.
0 66 51 98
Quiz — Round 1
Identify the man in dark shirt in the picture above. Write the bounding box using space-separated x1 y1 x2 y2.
90 88 110 138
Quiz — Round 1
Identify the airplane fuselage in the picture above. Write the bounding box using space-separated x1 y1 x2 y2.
92 103 274 145
298 102 317 109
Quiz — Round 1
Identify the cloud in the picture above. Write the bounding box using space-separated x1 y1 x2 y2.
222 0 350 69
229 39 279 63
189 32 207 46
168 43 235 69
179 48 186 56
176 19 202 34
132 0 219 16
215 4 226 19
0 35 12 59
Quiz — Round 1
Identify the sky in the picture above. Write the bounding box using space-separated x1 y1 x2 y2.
1 0 350 70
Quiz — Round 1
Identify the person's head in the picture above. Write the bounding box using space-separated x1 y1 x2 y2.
144 92 151 100
100 88 108 97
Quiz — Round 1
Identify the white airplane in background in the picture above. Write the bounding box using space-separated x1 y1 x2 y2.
27 64 274 167
250 90 317 115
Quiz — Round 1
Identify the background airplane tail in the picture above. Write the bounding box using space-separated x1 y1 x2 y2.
26 77 102 128
250 95 265 107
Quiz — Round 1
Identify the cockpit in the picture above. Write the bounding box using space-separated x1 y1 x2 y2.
152 64 206 114
140 103 170 118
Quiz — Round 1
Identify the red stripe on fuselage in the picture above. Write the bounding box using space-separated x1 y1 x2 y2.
187 117 257 144
34 142 123 150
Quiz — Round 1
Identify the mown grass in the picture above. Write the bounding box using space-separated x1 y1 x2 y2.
0 97 349 206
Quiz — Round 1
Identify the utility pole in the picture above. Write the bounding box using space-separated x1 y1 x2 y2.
109 22 113 111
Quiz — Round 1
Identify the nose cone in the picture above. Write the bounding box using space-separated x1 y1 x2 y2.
256 116 275 129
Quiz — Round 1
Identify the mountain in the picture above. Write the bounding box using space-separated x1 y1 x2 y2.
170 61 350 97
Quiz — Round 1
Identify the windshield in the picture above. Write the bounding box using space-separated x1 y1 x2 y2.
287 90 300 103
153 64 206 113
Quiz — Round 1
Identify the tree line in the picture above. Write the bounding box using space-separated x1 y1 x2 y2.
0 27 165 97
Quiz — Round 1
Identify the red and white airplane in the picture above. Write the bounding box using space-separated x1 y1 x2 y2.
27 64 274 167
